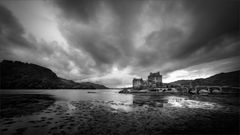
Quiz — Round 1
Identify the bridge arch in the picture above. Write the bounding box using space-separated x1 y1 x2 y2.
195 86 222 94
209 86 222 94
196 86 209 94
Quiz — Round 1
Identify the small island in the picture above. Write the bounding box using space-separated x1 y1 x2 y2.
120 71 240 94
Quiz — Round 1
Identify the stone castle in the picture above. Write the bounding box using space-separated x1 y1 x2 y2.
133 72 162 90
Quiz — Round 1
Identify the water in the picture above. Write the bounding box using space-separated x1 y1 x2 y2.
0 89 131 101
0 89 221 111
0 89 135 111
165 96 220 109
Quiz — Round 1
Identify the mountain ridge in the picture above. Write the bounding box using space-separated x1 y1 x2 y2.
170 70 240 87
0 60 108 89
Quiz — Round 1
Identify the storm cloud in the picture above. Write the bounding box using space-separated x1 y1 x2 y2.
0 3 98 81
0 0 239 87
0 4 34 58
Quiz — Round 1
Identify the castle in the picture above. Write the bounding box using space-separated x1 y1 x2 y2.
133 72 162 90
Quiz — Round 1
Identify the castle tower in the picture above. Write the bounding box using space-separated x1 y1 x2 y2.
132 78 143 90
147 72 162 88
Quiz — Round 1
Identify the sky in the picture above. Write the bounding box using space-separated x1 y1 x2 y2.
0 0 239 88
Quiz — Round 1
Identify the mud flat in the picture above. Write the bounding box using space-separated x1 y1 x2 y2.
0 93 239 135
71 99 239 135
0 94 55 118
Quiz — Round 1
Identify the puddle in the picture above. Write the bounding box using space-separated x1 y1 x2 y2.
91 96 222 113
165 96 221 109
105 95 223 112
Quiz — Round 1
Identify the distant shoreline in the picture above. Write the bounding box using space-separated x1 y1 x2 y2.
0 88 110 90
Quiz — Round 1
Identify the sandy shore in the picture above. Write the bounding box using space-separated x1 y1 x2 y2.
0 94 239 135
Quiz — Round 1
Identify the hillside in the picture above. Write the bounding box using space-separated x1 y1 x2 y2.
170 70 240 87
0 60 108 89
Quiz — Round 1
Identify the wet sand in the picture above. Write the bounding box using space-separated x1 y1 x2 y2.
0 94 55 118
0 93 239 135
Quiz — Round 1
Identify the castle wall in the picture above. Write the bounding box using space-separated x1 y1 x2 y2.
132 72 163 90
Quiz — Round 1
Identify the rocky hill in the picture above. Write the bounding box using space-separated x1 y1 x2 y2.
0 60 108 89
170 70 240 87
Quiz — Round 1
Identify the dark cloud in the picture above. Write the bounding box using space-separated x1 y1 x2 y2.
0 4 96 81
54 0 144 71
174 0 240 59
52 0 240 79
136 27 184 67
0 4 24 35
0 0 239 87
54 0 100 23
64 29 122 65
0 4 33 50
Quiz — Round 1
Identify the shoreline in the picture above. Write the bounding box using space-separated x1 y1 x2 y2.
0 88 110 90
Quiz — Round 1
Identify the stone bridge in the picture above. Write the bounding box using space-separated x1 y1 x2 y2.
194 86 222 94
